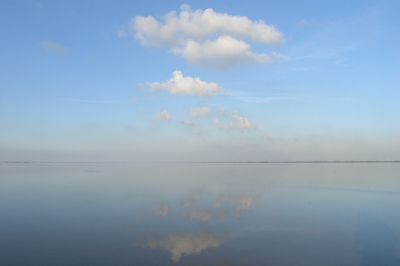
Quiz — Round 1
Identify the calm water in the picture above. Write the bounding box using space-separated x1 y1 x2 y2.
1 163 400 265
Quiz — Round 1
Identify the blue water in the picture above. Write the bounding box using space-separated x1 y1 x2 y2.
1 163 399 265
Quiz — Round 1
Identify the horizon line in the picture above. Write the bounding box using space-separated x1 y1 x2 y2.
1 160 400 164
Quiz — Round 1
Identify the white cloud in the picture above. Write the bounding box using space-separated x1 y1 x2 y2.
184 210 211 221
230 110 253 129
157 110 171 121
154 205 170 217
42 40 69 53
130 5 285 68
145 232 223 262
171 36 286 68
147 71 224 97
132 4 283 46
181 120 196 126
211 110 254 130
186 106 210 117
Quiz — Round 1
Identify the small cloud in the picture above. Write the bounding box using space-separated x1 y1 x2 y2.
212 110 254 130
154 205 170 217
230 110 253 129
42 40 69 54
146 71 225 97
156 110 171 121
212 119 225 129
298 19 308 25
118 29 127 37
181 120 196 126
144 232 223 262
184 210 211 221
186 106 210 117
217 108 226 116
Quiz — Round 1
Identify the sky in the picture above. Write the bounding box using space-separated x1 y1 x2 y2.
0 0 399 162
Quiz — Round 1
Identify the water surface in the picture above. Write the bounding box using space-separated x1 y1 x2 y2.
1 163 399 265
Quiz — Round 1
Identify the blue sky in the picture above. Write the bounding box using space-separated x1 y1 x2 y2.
0 0 399 161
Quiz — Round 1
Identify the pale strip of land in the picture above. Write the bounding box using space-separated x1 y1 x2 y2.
1 160 399 164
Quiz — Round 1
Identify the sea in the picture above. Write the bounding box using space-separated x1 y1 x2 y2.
1 162 399 265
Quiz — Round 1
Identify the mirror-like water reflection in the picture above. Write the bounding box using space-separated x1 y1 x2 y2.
1 163 399 265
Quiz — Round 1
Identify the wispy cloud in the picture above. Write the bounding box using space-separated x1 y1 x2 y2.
58 98 123 104
117 29 127 37
298 19 309 25
235 96 307 103
262 134 285 141
42 40 69 54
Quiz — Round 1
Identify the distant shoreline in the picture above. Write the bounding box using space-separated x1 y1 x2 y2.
1 160 400 164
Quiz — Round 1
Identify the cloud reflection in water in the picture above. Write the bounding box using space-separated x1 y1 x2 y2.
184 209 211 221
213 196 254 217
154 205 170 217
145 232 224 262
